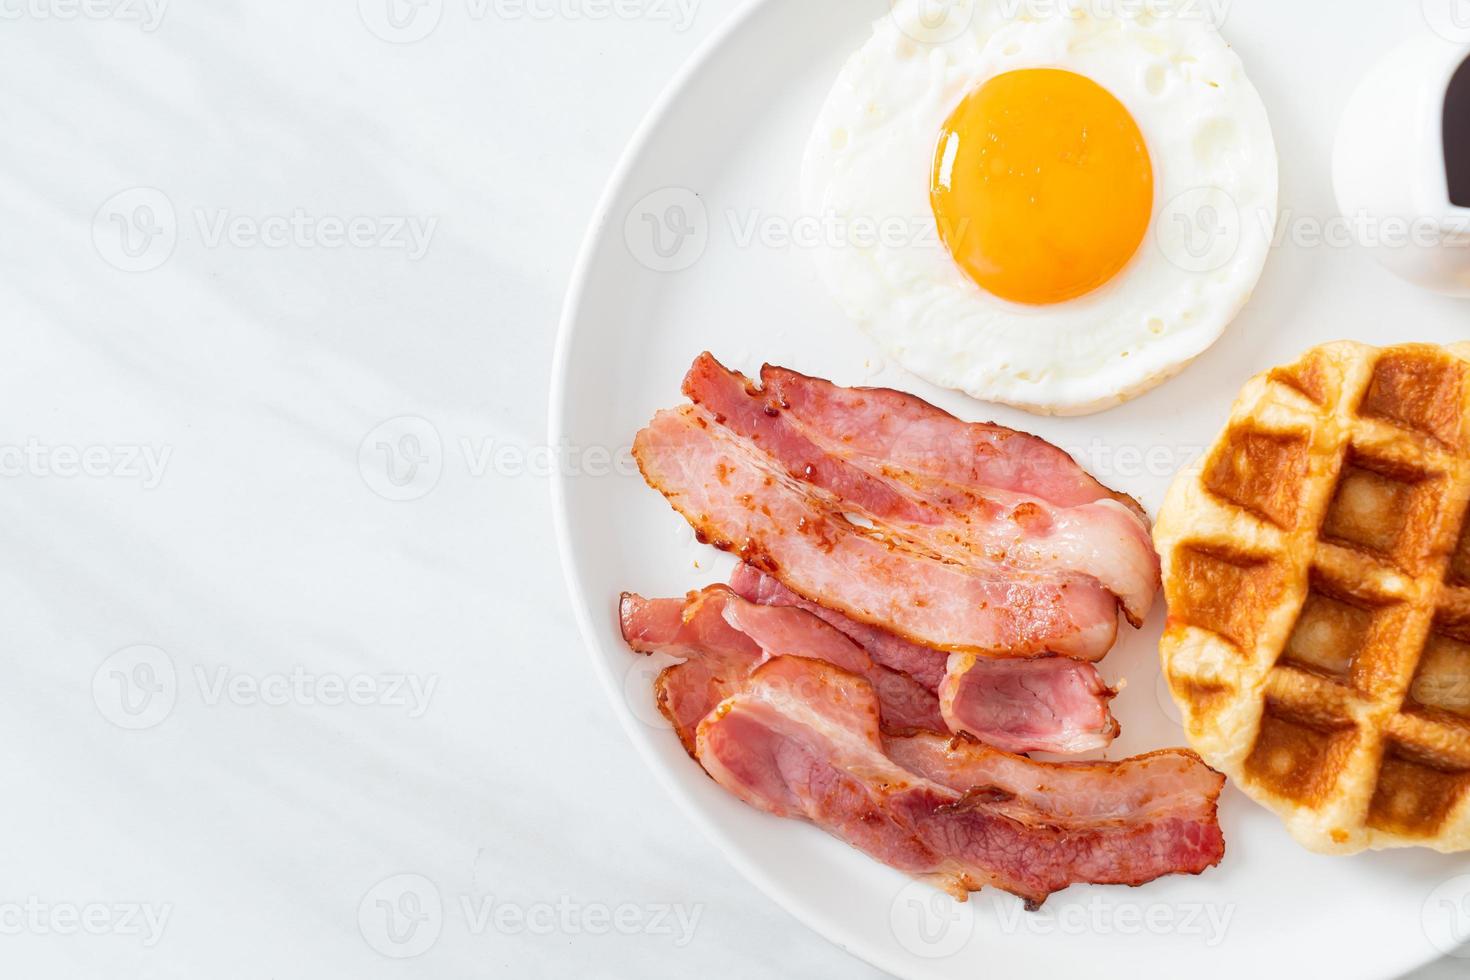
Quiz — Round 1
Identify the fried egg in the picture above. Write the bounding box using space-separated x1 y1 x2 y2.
802 0 1278 415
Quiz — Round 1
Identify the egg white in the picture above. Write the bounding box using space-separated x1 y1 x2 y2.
801 0 1279 415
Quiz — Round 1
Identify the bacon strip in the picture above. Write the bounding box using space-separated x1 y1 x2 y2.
758 363 1147 516
696 657 1226 909
730 564 1119 754
729 562 949 687
940 654 1119 756
619 589 762 753
633 406 1120 659
687 355 1159 625
882 734 1223 824
620 587 944 748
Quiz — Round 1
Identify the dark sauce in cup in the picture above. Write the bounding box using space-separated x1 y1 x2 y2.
1447 55 1470 207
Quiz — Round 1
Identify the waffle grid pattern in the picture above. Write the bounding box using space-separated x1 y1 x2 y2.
1156 342 1470 853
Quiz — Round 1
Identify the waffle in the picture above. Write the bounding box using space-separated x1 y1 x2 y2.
1155 341 1470 854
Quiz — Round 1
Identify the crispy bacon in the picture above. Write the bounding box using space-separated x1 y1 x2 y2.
686 355 1159 625
882 733 1224 825
620 587 943 748
695 657 1226 908
729 562 949 687
633 406 1120 659
940 653 1120 756
757 362 1146 516
620 356 1212 907
730 564 1120 754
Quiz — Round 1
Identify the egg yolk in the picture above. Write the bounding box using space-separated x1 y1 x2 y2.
931 68 1154 306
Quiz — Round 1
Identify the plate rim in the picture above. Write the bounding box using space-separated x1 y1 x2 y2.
547 2 1458 976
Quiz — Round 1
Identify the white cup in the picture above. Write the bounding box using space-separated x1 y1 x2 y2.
1334 36 1470 296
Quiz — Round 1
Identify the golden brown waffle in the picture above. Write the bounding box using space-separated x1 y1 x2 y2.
1156 341 1470 854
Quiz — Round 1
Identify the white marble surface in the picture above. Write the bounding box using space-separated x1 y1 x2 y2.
0 1 1462 976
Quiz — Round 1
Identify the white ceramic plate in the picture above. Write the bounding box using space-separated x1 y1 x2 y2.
550 1 1470 975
